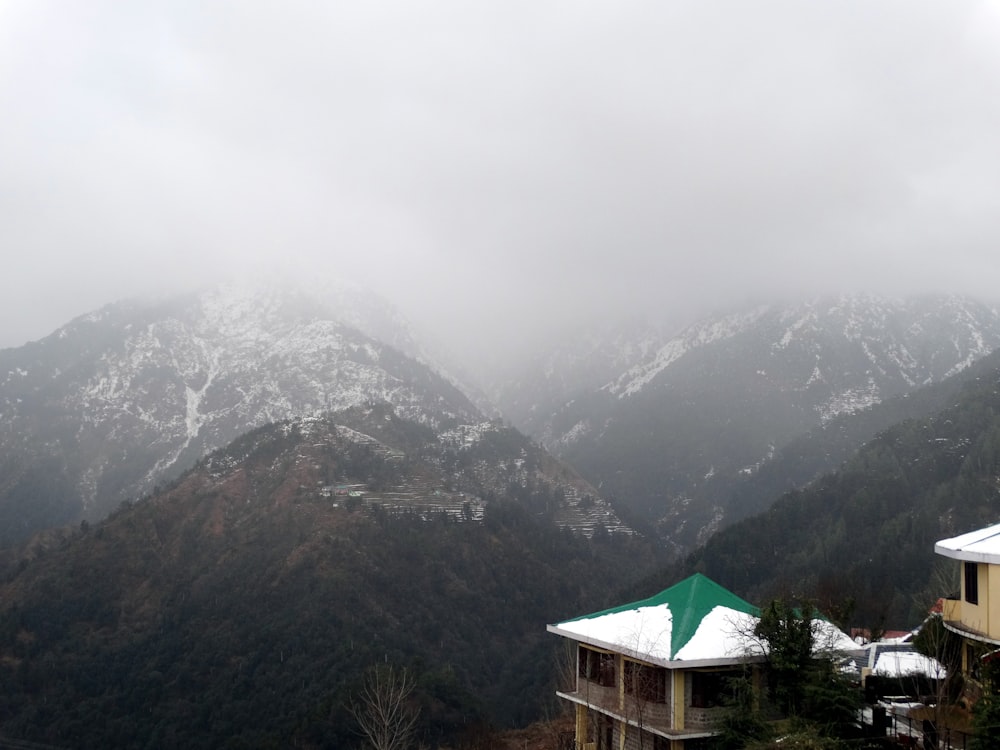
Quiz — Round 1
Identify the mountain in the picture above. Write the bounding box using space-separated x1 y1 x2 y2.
0 405 659 748
668 352 1000 629
692 345 1000 534
519 294 1000 549
0 279 487 544
487 316 665 439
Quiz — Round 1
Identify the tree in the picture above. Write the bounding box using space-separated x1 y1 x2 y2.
712 670 770 750
972 654 1000 750
754 599 817 717
752 599 858 736
912 611 965 709
349 665 418 750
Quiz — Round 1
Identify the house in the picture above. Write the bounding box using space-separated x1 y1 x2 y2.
547 573 854 750
935 522 1000 676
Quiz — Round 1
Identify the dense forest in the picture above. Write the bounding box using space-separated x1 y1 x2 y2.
670 364 1000 628
548 307 1000 552
0 412 663 748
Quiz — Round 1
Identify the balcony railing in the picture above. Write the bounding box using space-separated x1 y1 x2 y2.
565 676 724 735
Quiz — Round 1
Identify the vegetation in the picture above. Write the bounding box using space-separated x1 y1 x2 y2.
674 366 1000 628
349 665 418 750
554 310 1000 551
972 656 1000 750
0 412 664 748
713 600 859 750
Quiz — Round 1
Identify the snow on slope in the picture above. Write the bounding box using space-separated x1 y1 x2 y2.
607 306 770 397
606 295 1000 422
1 279 482 518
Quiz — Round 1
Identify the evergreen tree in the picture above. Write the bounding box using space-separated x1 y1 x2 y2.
972 655 1000 750
754 599 817 717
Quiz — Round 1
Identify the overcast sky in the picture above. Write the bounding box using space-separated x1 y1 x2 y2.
2 1 1000 358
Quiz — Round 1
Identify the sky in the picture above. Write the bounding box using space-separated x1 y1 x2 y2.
2 1 1000 360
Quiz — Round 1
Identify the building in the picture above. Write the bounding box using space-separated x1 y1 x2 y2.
935 522 1000 676
547 573 854 750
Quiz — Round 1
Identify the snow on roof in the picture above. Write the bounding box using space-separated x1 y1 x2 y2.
873 650 946 680
935 522 1000 564
547 573 854 667
814 619 863 655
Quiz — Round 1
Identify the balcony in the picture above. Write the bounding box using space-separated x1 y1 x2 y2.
939 597 1000 646
558 676 723 737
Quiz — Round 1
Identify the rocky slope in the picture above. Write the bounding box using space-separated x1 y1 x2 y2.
672 349 1000 627
512 294 1000 549
0 280 483 542
0 405 655 748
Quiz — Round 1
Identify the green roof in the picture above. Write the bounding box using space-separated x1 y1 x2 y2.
563 573 760 659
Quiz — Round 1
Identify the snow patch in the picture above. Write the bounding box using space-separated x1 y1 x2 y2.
609 306 770 397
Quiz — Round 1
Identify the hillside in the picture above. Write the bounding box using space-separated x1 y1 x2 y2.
0 279 484 545
673 346 1000 540
672 359 1000 628
0 406 660 748
524 294 1000 548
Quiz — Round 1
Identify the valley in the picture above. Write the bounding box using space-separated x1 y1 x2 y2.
3 284 1000 747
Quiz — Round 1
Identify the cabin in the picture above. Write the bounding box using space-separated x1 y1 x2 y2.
547 573 854 750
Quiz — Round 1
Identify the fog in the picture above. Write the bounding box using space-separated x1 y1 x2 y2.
2 1 1000 365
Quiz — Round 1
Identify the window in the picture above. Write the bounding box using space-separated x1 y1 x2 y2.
624 661 667 703
966 561 979 605
690 671 726 709
968 644 982 680
578 647 616 687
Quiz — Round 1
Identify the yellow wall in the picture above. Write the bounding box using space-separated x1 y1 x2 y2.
988 564 1000 641
575 702 589 747
672 670 685 731
959 562 1000 640
961 563 986 635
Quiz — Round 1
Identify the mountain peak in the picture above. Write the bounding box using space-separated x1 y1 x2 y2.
0 281 480 541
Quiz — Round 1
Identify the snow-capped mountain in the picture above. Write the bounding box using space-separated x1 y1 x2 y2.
488 316 666 439
525 294 1000 549
0 278 630 544
0 279 484 542
606 295 997 419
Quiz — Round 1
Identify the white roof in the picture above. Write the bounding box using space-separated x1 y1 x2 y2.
549 603 764 666
873 650 945 679
547 574 857 668
935 522 1000 564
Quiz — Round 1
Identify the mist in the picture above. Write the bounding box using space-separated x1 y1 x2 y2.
2 1 1000 363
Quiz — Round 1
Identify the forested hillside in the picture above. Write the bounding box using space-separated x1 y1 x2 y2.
696 347 1000 531
674 362 1000 628
535 295 1000 550
0 409 661 749
0 280 484 545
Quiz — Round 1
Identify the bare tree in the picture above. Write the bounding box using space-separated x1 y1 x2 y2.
350 665 418 750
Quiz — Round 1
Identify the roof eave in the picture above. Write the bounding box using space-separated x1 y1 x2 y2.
934 543 1000 565
547 624 765 669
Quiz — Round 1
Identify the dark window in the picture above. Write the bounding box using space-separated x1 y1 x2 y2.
968 644 982 680
579 646 597 680
624 661 667 703
578 647 616 687
690 671 726 708
966 561 979 605
597 653 616 687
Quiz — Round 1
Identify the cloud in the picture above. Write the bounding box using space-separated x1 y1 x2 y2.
1 1 999 357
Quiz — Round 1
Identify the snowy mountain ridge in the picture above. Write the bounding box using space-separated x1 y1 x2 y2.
0 280 483 539
606 295 1000 419
0 279 630 544
608 305 771 397
526 293 1000 551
